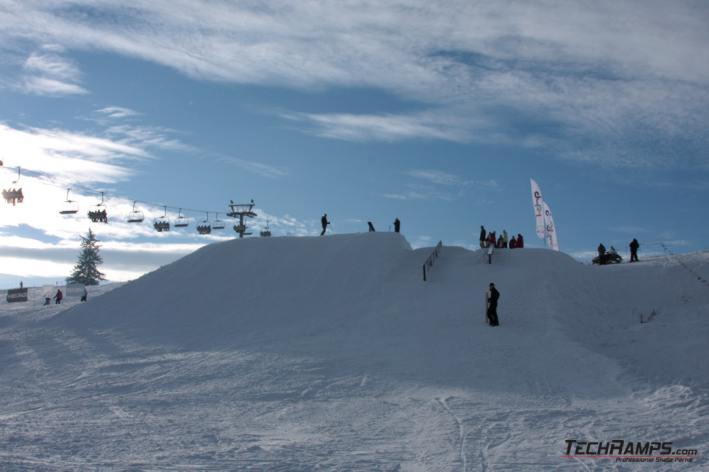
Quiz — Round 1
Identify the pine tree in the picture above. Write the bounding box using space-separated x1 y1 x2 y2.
67 229 106 285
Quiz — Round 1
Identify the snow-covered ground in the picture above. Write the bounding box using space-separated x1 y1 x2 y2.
0 233 707 470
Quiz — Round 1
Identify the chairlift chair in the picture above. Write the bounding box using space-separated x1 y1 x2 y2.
59 188 79 215
153 206 170 232
260 220 272 237
197 212 212 235
211 212 225 230
87 191 108 223
127 201 144 223
174 208 189 228
2 167 24 206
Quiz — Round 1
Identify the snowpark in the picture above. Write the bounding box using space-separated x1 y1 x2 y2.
0 233 707 470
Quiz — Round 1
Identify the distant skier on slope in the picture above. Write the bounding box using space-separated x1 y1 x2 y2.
597 243 606 264
517 233 524 248
629 238 640 262
320 213 330 236
367 221 376 232
394 218 401 233
54 289 63 305
480 225 487 248
502 230 509 248
486 283 500 326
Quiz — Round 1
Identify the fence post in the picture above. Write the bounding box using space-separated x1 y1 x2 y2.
422 264 427 281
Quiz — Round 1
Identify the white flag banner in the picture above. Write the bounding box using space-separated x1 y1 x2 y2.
542 201 560 251
530 178 545 240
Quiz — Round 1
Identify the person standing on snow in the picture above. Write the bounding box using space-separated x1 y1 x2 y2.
629 238 640 262
509 236 517 249
479 225 487 248
320 213 330 236
502 230 509 248
81 286 88 302
486 283 500 326
54 289 63 305
393 218 401 233
597 243 607 264
367 221 376 232
517 233 524 248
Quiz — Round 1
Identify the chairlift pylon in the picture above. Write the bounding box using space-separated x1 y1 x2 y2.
153 205 170 232
174 208 189 228
59 188 79 215
127 200 144 223
87 191 108 223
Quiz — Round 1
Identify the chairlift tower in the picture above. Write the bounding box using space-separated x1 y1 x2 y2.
227 199 257 238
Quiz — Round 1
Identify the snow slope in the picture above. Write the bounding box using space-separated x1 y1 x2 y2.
1 233 707 470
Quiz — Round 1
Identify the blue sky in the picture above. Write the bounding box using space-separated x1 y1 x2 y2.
1 1 708 288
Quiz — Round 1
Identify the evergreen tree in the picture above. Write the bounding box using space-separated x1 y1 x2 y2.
67 229 106 285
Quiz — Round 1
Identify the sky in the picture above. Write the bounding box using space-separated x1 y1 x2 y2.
0 0 708 288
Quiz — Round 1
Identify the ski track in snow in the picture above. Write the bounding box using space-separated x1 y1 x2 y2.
0 235 708 470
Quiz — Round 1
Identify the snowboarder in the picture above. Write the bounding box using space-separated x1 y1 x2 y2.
629 238 640 262
479 225 487 248
367 221 376 232
486 283 500 326
597 243 606 264
393 218 401 233
320 213 330 236
517 233 524 248
54 289 63 305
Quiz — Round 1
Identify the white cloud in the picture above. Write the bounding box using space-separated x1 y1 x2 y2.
20 50 87 96
97 106 141 119
406 169 461 186
1 1 708 164
216 156 287 179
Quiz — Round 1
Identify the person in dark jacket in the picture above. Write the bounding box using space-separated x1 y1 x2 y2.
629 238 640 262
393 218 401 233
479 225 487 248
597 243 607 264
320 213 330 236
509 236 517 249
486 283 500 326
54 289 63 305
367 221 376 232
517 233 524 248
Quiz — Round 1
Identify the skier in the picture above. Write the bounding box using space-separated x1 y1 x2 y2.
517 233 524 248
629 238 640 262
393 218 401 233
497 234 504 248
367 221 376 232
320 213 330 236
502 230 509 248
486 283 500 326
479 225 487 248
54 289 63 305
597 243 606 265
487 231 496 248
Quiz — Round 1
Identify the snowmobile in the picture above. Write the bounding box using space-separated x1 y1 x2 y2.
592 252 623 265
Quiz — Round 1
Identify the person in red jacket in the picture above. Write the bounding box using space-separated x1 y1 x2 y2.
54 289 63 304
510 236 517 249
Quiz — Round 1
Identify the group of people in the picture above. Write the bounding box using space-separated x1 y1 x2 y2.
479 226 524 249
43 287 88 305
596 238 640 265
320 214 401 235
2 188 23 205
88 209 108 223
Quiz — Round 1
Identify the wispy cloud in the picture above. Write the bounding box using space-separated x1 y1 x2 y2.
105 124 193 152
216 156 287 179
21 50 87 96
97 106 141 119
2 1 709 163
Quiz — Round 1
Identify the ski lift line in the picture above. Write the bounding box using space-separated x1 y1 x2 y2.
1 163 251 217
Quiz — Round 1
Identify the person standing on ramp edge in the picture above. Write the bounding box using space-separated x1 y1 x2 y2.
320 213 330 236
486 283 500 326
